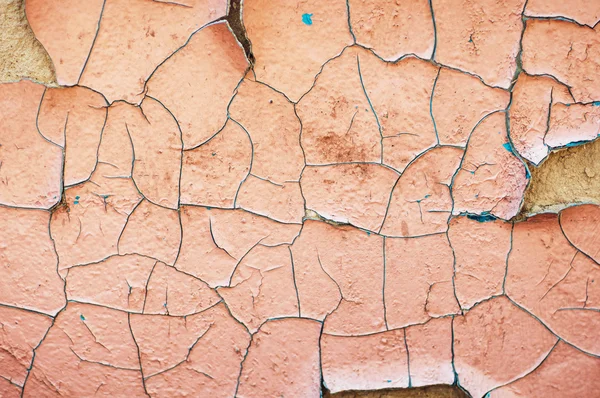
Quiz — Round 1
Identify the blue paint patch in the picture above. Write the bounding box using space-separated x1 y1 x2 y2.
502 142 514 154
593 101 600 107
424 194 431 199
386 380 392 383
80 314 86 321
467 213 497 223
74 195 80 205
525 167 531 179
302 13 313 25
366 231 371 236
565 140 588 148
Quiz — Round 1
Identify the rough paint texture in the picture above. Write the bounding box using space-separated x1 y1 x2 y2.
1 0 600 397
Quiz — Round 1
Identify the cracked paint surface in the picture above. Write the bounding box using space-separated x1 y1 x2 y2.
1 0 600 397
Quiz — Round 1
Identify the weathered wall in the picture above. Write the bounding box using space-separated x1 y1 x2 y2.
1 0 600 397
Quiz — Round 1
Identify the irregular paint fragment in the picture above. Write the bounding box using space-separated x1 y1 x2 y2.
180 119 252 208
432 0 526 88
66 254 156 313
321 330 409 393
489 341 600 397
348 0 435 61
432 68 509 147
452 112 528 220
522 19 600 103
175 206 238 288
506 213 600 356
453 296 558 398
237 318 321 397
509 73 573 165
301 163 399 232
291 220 386 335
244 0 354 101
26 0 105 85
0 306 52 387
448 216 512 310
560 204 600 264
0 81 62 209
385 234 458 328
217 245 299 333
131 303 250 397
359 54 439 172
77 0 229 103
118 199 182 265
546 102 600 149
24 303 148 397
525 0 600 28
146 21 248 148
0 207 66 315
142 262 220 316
236 176 305 224
228 78 304 184
38 86 108 187
405 317 454 387
296 47 382 165
380 147 463 237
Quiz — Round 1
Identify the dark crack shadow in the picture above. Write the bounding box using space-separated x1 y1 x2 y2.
227 0 255 65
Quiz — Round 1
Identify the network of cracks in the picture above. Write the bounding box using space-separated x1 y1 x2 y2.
1 0 600 397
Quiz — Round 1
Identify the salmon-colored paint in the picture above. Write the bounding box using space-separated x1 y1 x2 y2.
1 0 600 397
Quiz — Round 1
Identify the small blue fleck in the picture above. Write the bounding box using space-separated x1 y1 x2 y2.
75 196 80 199
302 13 313 25
565 103 571 107
502 142 514 154
424 194 431 199
386 380 392 383
366 231 371 236
593 101 600 107
80 314 85 321
73 201 79 205
206 206 212 210
525 167 531 179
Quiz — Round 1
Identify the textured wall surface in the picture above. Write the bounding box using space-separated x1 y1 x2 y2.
1 0 600 397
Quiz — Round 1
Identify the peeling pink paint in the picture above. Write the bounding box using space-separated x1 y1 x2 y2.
1 0 600 397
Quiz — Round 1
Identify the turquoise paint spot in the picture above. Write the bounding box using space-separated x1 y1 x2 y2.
467 213 497 223
593 101 600 106
74 195 80 205
302 13 313 25
565 140 587 148
502 142 514 154
366 231 371 236
424 194 431 199
525 167 531 179
80 314 85 321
